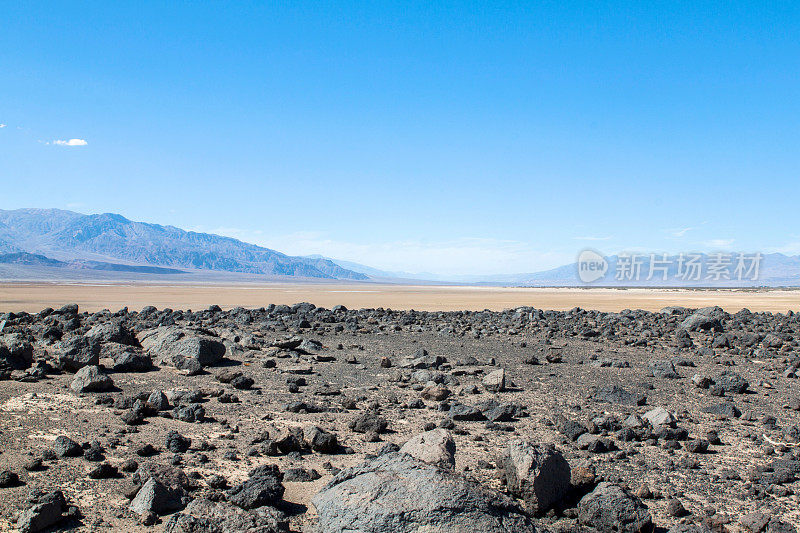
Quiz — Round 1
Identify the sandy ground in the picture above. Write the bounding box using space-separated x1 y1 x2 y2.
1 282 799 314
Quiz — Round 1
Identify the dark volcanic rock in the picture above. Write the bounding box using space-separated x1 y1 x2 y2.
110 347 152 372
739 511 797 533
578 482 653 533
312 452 537 533
680 307 724 332
449 403 486 421
130 477 185 516
227 465 285 510
713 371 749 394
85 321 138 346
88 462 119 479
702 402 741 418
553 414 588 441
53 436 83 458
0 470 20 487
164 498 288 533
54 336 100 372
165 431 191 453
593 385 647 406
349 412 388 434
139 326 226 370
0 334 33 370
17 490 68 533
649 360 679 379
70 365 114 393
303 425 339 454
499 441 570 514
283 467 321 482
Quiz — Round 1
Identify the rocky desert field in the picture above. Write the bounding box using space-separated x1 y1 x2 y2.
0 300 799 532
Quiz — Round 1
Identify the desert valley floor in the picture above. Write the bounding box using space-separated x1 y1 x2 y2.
2 283 800 314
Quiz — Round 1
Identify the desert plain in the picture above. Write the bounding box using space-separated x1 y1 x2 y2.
2 283 800 314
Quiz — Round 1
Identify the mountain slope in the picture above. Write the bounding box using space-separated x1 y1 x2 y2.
0 208 367 280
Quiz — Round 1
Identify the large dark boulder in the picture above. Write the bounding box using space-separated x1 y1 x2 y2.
70 365 114 393
0 334 33 370
109 345 152 372
680 307 724 332
17 491 68 533
578 482 653 533
349 412 388 434
303 425 339 454
53 436 83 458
227 465 285 510
312 452 537 533
164 498 288 533
130 477 185 517
592 385 646 406
132 463 193 493
85 321 138 346
54 336 100 372
712 371 749 394
139 326 225 370
499 441 571 514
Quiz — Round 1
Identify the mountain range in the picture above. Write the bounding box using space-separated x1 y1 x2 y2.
0 208 366 280
1 208 799 286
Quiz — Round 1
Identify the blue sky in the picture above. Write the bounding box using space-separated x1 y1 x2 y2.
2 2 799 275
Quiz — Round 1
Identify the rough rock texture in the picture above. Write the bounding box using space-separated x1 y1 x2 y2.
312 452 536 533
226 466 285 510
139 326 225 370
130 477 185 516
54 336 100 372
499 441 571 514
70 365 114 393
483 368 507 392
399 428 456 467
578 482 653 533
0 334 33 370
16 491 67 533
85 321 138 346
164 498 288 533
680 307 724 332
303 425 338 454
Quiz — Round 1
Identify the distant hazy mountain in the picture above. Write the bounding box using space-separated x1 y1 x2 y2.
0 251 186 274
303 254 443 281
0 208 367 280
481 252 800 287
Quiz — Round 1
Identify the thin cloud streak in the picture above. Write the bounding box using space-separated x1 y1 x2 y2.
704 238 735 248
669 227 693 238
573 236 612 241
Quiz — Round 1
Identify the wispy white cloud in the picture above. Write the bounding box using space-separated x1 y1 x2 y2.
573 235 612 241
705 238 735 248
53 138 88 146
0 124 6 128
669 226 693 238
